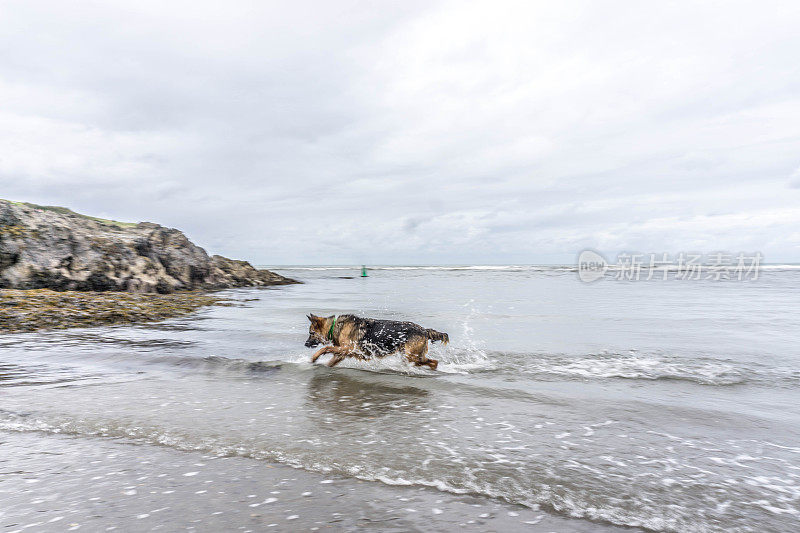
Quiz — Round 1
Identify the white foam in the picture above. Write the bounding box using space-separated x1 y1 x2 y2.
507 351 758 385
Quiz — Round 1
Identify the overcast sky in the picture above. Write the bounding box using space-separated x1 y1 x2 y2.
1 0 799 264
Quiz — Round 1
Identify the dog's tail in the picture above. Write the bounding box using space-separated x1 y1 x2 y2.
426 329 449 345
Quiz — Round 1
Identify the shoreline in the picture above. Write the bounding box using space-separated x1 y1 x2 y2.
0 429 635 532
0 288 229 333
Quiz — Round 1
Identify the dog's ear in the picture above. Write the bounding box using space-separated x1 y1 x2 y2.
327 315 334 319
307 313 315 321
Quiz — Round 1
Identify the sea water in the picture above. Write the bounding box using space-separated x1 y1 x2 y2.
1 266 799 532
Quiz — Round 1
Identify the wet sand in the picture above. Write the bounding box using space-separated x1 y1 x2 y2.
0 431 635 532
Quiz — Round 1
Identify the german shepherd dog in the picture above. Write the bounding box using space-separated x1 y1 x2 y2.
305 314 449 370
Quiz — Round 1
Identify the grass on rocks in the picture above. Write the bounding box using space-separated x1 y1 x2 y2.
0 289 227 333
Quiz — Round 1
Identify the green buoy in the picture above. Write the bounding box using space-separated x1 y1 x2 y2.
361 265 368 277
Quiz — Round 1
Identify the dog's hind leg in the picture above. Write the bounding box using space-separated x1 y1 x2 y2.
405 338 438 371
426 358 438 370
419 341 439 370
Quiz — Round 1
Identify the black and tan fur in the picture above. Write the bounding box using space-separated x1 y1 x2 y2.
305 314 449 370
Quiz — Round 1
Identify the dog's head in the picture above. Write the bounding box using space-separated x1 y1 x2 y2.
305 314 333 347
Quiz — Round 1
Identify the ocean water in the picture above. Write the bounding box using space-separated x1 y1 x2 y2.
2 266 800 532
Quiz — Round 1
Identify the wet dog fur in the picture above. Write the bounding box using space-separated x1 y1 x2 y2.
305 314 448 370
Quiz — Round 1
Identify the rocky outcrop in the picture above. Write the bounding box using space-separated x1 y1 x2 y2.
0 200 297 293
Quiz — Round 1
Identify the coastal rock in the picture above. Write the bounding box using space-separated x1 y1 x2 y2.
0 200 297 293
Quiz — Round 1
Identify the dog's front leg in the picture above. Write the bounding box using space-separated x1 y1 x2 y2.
327 353 345 367
326 346 357 367
311 346 332 363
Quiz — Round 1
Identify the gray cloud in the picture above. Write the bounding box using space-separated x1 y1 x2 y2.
2 0 799 264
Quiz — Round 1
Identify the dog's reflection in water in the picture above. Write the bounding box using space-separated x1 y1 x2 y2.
304 370 431 420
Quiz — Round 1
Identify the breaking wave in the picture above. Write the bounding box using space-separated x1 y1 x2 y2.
476 350 798 386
